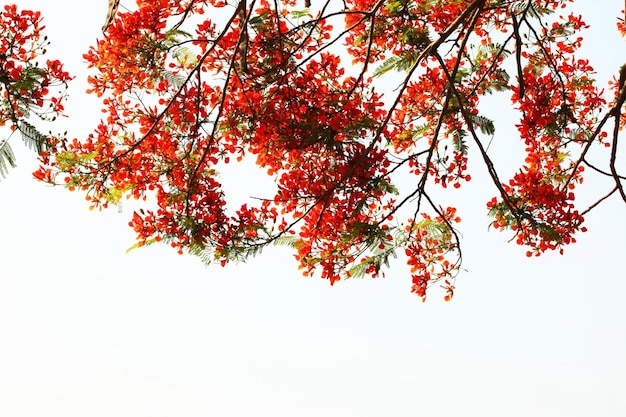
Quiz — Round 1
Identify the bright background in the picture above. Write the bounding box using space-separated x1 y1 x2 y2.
1 1 625 416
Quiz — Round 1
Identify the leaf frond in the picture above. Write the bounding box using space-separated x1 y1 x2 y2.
0 139 17 180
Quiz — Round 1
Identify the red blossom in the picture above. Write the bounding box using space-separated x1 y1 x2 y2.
32 0 626 300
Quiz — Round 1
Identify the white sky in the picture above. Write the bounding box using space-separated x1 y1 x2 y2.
1 1 625 416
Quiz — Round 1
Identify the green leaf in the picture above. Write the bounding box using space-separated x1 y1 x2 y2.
537 223 562 241
272 235 298 248
374 177 399 195
11 66 45 95
372 56 403 78
467 114 495 136
249 11 270 29
172 46 197 67
18 120 49 154
165 29 192 41
160 69 186 89
451 129 469 154
347 258 373 279
290 9 310 19
126 237 161 253
0 139 16 180
385 0 402 15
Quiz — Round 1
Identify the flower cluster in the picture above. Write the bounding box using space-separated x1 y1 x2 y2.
34 0 623 299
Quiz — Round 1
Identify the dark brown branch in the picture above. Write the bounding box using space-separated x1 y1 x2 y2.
581 186 618 216
582 158 626 180
511 11 524 99
236 0 250 74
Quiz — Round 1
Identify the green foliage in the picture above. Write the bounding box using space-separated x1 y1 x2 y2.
373 53 419 77
413 217 453 245
451 129 469 154
10 66 46 96
0 139 16 179
289 9 310 20
0 121 50 181
346 240 398 279
482 68 511 93
467 113 496 136
172 46 197 68
487 199 563 243
160 69 186 90
249 11 270 29
373 177 400 195
272 235 299 248
55 150 98 171
184 226 300 265
196 240 266 264
126 237 161 254
18 121 49 154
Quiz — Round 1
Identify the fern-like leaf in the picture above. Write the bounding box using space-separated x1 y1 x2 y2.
160 69 186 90
467 114 495 136
272 235 298 248
18 121 49 154
452 129 469 154
171 46 197 68
0 139 17 180
373 56 403 78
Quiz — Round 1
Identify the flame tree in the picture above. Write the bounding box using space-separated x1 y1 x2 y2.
10 0 626 299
